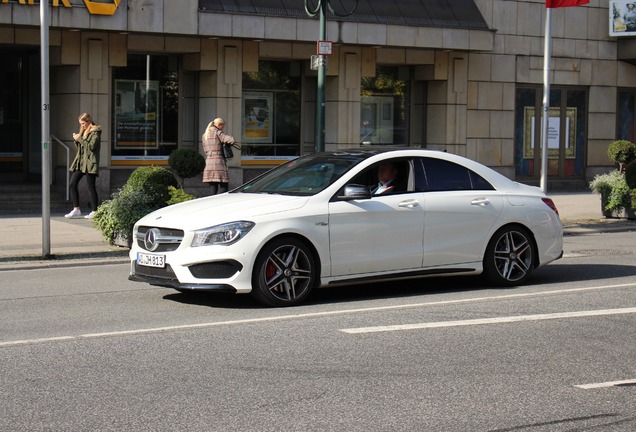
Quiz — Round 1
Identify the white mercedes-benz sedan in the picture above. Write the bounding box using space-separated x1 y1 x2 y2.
129 148 563 306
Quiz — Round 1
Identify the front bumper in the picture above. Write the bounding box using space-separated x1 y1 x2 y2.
128 272 237 293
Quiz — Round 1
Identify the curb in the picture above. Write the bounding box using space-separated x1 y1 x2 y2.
562 219 635 236
0 251 130 272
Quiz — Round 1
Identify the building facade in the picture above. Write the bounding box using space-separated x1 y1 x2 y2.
0 0 634 199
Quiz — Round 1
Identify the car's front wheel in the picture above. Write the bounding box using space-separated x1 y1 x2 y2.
483 226 535 286
251 237 317 307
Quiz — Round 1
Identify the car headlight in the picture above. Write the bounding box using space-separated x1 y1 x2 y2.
191 221 255 247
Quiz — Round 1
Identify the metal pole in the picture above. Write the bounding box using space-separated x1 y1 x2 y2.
306 0 357 153
41 0 51 257
315 2 326 153
540 8 551 194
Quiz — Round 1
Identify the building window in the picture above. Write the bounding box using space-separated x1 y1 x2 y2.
360 66 409 146
241 61 302 161
111 55 179 166
617 90 635 142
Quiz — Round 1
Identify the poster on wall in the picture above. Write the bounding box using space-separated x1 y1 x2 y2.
523 107 577 159
243 92 272 143
114 79 159 149
610 0 636 36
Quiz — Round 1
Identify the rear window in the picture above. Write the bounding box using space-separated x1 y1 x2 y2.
418 158 494 191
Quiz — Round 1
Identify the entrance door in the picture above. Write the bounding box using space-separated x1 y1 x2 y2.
0 49 37 182
514 87 587 186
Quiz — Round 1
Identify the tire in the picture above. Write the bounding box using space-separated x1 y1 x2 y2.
251 237 317 307
483 226 535 286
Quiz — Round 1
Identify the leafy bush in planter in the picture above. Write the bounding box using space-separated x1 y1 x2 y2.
166 185 196 205
589 170 630 213
123 166 178 207
93 166 178 245
607 140 636 171
93 189 161 245
169 148 205 187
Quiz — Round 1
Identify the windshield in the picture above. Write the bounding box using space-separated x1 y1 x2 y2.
235 153 367 196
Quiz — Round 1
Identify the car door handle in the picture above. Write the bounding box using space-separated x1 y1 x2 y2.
398 199 419 208
471 198 490 206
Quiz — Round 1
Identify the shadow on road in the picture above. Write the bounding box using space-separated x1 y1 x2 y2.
163 263 636 309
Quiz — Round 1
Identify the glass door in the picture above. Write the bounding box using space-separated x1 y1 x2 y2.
514 87 587 182
0 51 27 181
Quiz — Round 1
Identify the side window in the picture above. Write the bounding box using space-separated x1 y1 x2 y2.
418 158 494 191
347 158 413 195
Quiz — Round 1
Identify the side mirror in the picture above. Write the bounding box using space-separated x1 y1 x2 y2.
338 184 372 200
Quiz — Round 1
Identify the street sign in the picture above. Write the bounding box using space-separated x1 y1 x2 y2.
310 55 328 70
317 40 333 55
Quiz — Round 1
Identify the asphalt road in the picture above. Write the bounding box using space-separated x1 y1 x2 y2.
1 231 635 431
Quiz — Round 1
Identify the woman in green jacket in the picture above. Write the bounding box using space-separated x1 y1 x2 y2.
65 112 101 219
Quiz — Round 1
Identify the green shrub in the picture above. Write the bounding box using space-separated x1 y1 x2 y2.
93 189 162 244
607 140 636 169
169 148 205 187
167 185 197 205
93 166 178 245
122 166 178 206
589 170 631 212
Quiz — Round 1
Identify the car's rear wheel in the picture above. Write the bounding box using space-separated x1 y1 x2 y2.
251 237 317 307
483 226 535 286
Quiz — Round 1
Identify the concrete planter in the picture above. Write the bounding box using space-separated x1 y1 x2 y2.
112 231 133 248
600 193 636 220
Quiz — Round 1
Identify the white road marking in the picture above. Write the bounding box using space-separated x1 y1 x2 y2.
1 282 635 347
575 379 636 389
340 307 636 334
562 253 586 258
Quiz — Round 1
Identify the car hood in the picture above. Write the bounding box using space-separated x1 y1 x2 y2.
137 193 310 230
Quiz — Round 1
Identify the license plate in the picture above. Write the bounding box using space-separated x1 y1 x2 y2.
137 252 165 268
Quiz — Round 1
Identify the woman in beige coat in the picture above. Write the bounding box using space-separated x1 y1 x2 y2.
202 117 236 195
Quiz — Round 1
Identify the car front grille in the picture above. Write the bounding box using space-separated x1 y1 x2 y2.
188 260 243 279
133 262 177 280
136 226 184 252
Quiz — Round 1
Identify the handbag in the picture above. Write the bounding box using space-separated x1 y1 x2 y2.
222 143 234 159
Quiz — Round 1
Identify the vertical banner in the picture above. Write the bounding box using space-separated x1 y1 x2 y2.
113 79 159 148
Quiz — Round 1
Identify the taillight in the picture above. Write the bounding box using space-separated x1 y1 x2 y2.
542 198 559 216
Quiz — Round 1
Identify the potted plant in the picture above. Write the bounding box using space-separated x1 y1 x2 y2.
168 148 206 188
589 170 632 218
589 140 636 219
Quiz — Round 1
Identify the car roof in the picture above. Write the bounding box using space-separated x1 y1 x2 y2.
311 147 527 193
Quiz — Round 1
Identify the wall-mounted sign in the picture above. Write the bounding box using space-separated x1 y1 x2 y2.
610 0 636 36
0 0 122 16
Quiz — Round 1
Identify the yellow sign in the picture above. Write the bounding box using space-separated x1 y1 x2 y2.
1 0 121 16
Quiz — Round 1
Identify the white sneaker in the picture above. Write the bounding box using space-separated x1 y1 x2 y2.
64 209 82 218
84 211 96 219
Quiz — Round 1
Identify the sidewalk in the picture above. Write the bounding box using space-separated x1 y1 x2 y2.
0 213 129 270
0 192 633 271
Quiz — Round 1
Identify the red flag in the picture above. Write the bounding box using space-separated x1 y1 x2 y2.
546 0 589 7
